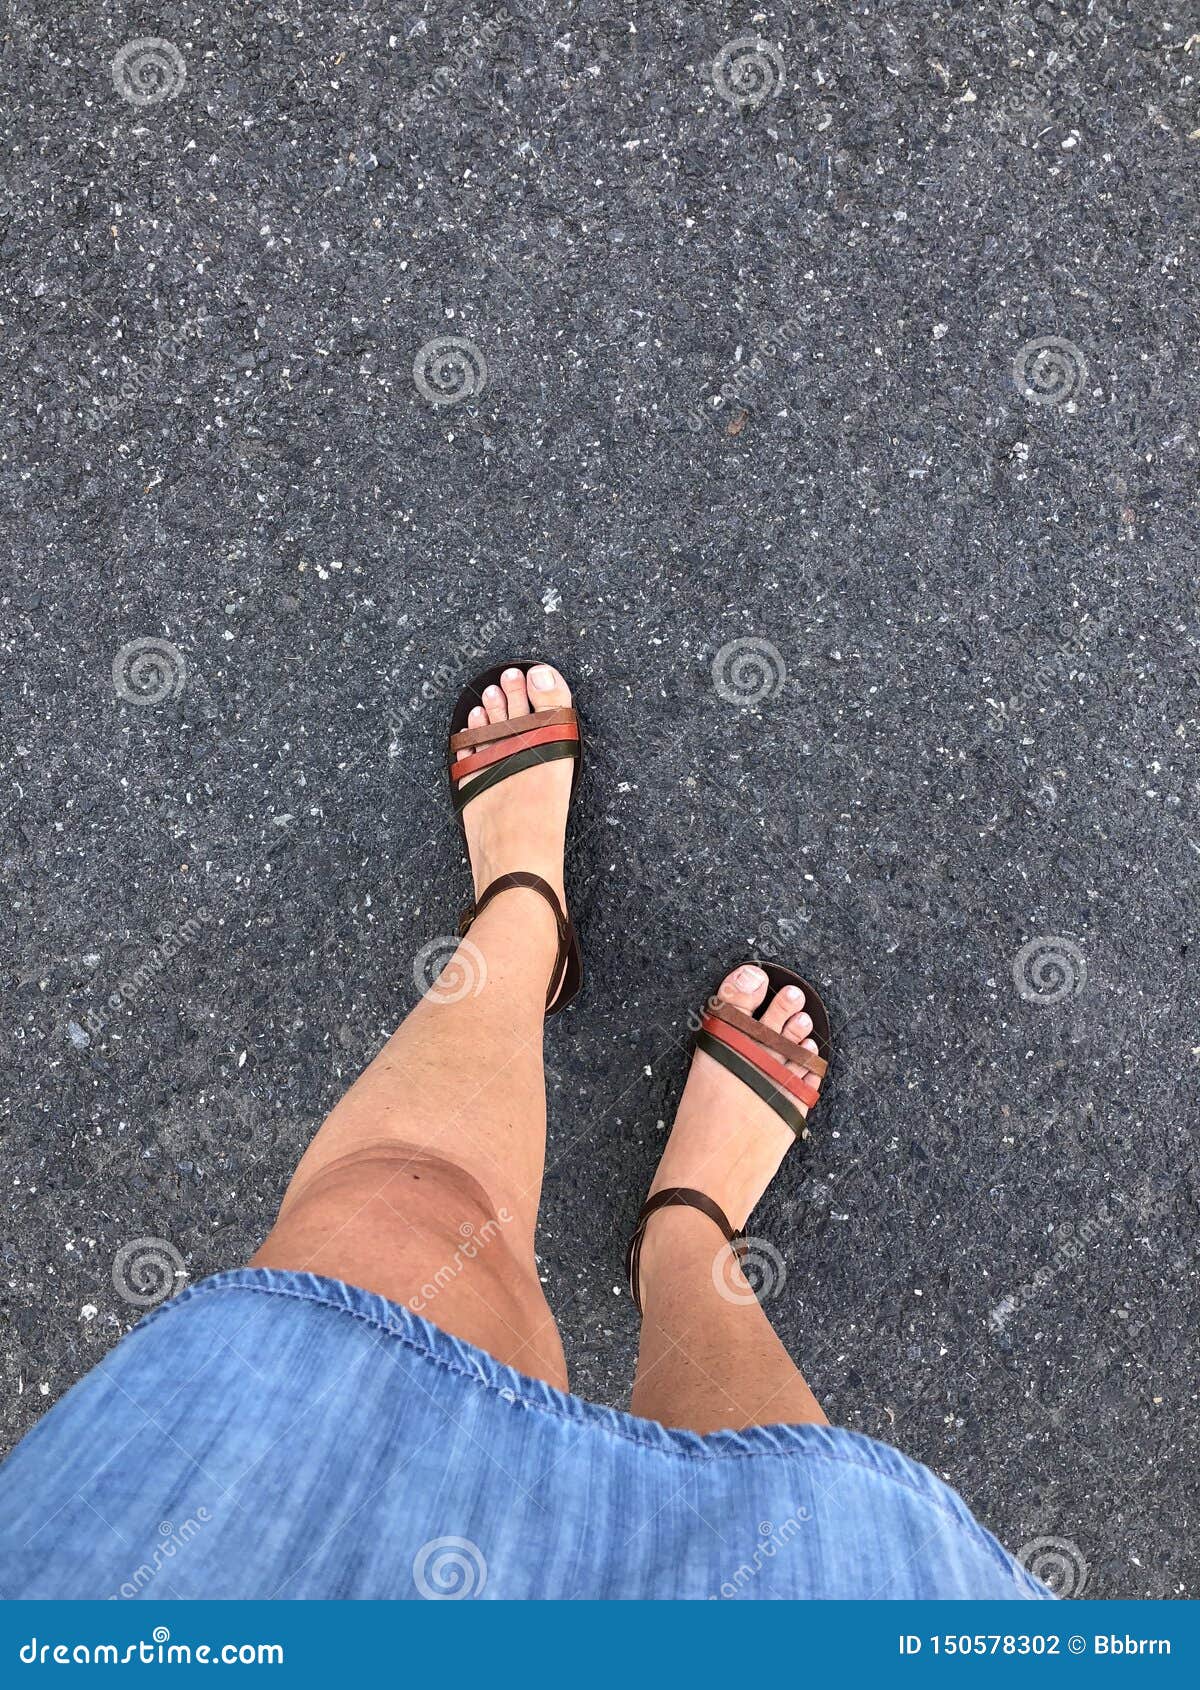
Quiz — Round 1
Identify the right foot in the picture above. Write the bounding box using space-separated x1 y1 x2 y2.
638 964 823 1281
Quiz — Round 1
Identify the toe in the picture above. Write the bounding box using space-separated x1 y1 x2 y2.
500 666 532 717
526 663 572 713
456 704 488 763
760 981 806 1034
788 1036 823 1110
781 1007 814 1044
481 683 508 725
715 963 770 1015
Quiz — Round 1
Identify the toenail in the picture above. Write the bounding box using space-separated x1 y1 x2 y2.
502 668 522 682
736 966 765 990
529 665 556 690
783 984 802 1000
484 685 503 700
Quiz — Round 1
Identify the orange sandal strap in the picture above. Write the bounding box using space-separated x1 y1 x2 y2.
450 721 580 783
449 707 578 753
691 1020 810 1137
448 738 579 816
699 1014 822 1106
705 1001 828 1079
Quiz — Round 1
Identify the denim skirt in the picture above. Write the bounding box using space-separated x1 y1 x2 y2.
0 1269 1052 1601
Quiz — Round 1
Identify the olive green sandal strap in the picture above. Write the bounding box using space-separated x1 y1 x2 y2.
693 1027 810 1136
450 739 580 816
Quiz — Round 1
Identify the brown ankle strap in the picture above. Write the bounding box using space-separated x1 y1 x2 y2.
458 872 573 1013
625 1187 744 1316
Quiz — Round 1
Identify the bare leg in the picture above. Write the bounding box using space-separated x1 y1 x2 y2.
630 965 828 1433
252 664 576 1389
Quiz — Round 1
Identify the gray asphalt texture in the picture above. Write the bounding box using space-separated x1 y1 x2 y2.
2 0 1198 1601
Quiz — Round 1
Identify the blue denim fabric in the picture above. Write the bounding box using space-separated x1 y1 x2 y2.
0 1269 1052 1601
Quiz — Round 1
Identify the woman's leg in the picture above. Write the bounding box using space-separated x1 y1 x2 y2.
252 664 576 1389
630 965 828 1432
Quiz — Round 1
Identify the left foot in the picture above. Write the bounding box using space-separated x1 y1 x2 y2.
644 964 823 1235
454 663 575 913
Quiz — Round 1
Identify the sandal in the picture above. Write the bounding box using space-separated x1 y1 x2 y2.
447 660 583 1015
625 962 831 1313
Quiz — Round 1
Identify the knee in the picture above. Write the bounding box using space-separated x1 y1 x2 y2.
257 1146 533 1319
252 1146 567 1389
273 1145 516 1257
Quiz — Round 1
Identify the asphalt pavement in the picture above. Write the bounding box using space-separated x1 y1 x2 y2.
1 1 1197 1599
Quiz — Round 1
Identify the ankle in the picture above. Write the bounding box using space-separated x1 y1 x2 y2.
473 841 566 904
466 884 562 974
636 1204 734 1310
647 1155 759 1237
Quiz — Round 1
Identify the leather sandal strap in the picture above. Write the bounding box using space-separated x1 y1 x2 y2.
451 722 579 783
706 1001 828 1079
458 872 571 1012
625 1187 744 1316
450 739 579 816
450 707 578 753
694 1027 810 1136
699 1016 823 1106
